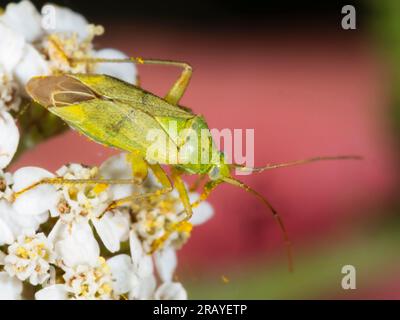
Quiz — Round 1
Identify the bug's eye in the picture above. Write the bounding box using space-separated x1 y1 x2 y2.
26 75 96 108
209 166 220 180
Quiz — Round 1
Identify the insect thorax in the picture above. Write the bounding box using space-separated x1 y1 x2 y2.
155 115 222 175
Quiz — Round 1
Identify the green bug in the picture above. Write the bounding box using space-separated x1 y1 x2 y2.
21 57 360 270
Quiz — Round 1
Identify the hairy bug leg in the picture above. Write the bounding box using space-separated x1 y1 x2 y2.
12 177 139 201
12 157 172 212
157 60 192 105
12 153 151 202
171 167 193 220
71 57 192 105
190 180 223 210
105 162 173 211
222 176 293 272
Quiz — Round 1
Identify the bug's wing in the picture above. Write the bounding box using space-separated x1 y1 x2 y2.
26 75 98 108
48 98 178 163
27 74 196 164
69 74 194 119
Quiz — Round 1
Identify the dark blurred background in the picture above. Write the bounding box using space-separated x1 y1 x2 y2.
7 0 400 299
1 1 367 29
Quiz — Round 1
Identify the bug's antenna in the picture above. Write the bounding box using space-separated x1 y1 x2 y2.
222 176 293 272
233 155 363 174
71 57 145 65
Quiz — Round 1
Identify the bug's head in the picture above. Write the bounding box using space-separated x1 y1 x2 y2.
26 75 96 109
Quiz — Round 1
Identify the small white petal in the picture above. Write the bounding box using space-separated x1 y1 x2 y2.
0 272 23 300
0 219 14 246
12 166 54 190
0 24 25 74
99 153 132 179
0 111 19 169
93 211 130 253
35 211 50 224
0 200 46 241
0 0 43 42
100 153 134 199
0 201 17 245
0 201 45 243
129 231 153 278
12 167 58 215
188 193 214 226
13 44 49 88
154 247 177 283
154 282 187 300
130 274 156 300
35 284 68 300
100 153 132 180
107 254 135 295
44 4 89 39
92 216 119 253
47 218 66 244
9 209 48 233
94 49 137 84
55 221 100 268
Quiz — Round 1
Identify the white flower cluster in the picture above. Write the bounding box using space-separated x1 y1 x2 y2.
0 0 136 115
0 1 214 300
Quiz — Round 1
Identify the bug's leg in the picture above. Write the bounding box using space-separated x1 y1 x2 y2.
223 176 293 272
127 58 192 105
71 57 192 105
182 176 295 271
14 151 152 201
13 177 141 200
156 60 192 105
103 164 192 253
186 179 223 211
170 167 193 220
189 174 207 192
16 151 161 195
127 151 148 184
105 163 173 211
